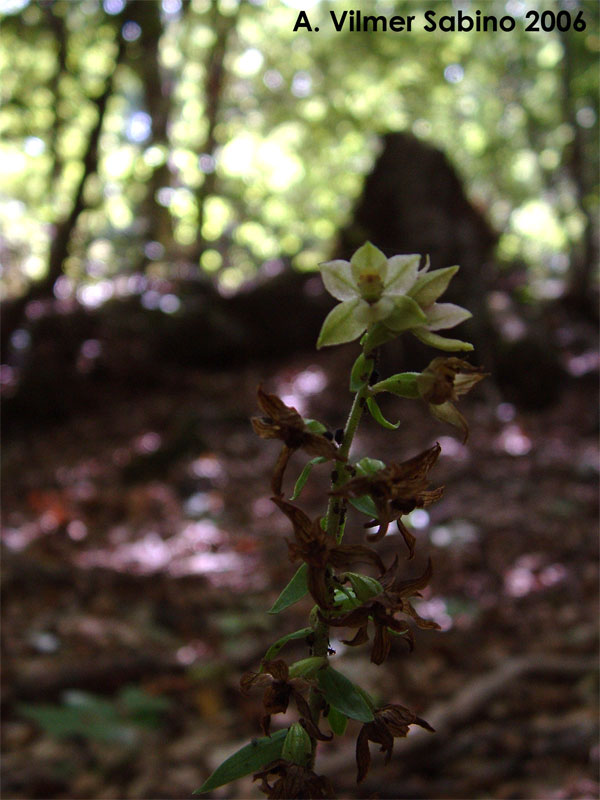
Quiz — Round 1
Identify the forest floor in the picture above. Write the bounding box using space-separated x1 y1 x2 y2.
2 347 598 800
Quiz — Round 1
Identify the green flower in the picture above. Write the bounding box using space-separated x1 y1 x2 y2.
317 241 472 350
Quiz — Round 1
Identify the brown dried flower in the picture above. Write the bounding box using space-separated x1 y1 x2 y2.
240 659 331 740
355 704 434 783
417 357 487 443
332 444 444 550
252 386 343 495
254 759 335 799
322 558 440 665
272 497 386 609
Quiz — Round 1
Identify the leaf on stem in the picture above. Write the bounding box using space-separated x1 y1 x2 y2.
291 457 327 500
349 353 374 391
326 705 348 736
317 667 374 722
268 564 308 614
195 729 288 793
366 397 400 429
263 627 314 661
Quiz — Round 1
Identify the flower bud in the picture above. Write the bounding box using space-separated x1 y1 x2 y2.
281 723 312 766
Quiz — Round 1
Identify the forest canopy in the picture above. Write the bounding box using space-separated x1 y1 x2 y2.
0 0 598 306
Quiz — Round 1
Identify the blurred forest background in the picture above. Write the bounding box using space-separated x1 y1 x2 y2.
1 0 599 798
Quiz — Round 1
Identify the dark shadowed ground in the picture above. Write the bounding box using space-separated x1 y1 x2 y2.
2 344 598 800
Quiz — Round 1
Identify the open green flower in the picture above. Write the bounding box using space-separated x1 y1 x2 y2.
317 241 472 350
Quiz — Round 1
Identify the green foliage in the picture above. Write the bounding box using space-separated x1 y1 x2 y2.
0 0 597 299
316 667 374 723
18 686 170 744
267 563 308 614
195 729 288 793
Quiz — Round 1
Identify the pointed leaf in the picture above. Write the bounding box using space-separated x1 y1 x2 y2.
268 564 308 614
326 705 348 736
317 667 374 722
370 372 420 398
408 266 459 307
291 457 327 500
412 328 474 352
263 627 314 662
288 656 327 679
350 353 374 391
348 495 379 518
195 729 288 793
366 397 400 430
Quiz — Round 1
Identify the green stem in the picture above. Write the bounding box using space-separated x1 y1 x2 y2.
308 342 374 757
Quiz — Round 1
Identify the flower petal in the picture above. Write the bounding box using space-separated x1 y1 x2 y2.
350 241 388 284
317 298 368 348
425 302 472 331
408 265 459 307
320 259 359 301
384 254 420 294
428 400 470 443
384 295 427 332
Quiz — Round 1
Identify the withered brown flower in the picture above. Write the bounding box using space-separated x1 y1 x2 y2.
252 386 343 496
332 444 444 550
254 759 335 799
322 558 440 665
240 659 331 740
272 497 386 610
355 704 434 783
417 357 487 443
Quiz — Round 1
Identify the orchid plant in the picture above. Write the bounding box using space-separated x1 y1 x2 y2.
197 242 485 799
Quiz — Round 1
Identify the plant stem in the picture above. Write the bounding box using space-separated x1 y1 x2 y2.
308 345 374 755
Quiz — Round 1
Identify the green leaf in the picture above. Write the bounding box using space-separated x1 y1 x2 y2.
317 667 374 722
354 457 386 476
288 656 327 679
412 328 474 352
348 495 379 518
268 564 308 614
370 372 420 399
408 265 459 307
326 705 348 736
349 353 374 391
291 457 327 500
303 419 328 434
195 729 288 793
263 627 314 661
366 396 400 430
